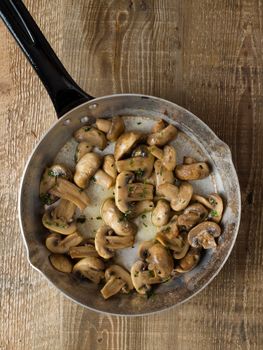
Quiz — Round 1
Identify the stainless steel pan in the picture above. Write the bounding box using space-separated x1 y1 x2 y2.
0 0 241 316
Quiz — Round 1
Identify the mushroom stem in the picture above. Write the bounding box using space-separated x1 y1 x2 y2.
101 276 126 299
127 183 154 201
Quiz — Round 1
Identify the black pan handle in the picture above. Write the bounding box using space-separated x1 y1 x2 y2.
0 0 94 117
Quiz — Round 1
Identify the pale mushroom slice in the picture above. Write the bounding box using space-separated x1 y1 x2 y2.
151 199 171 227
100 265 133 299
145 242 174 280
192 193 223 223
93 169 115 189
175 247 201 273
103 155 117 181
107 116 125 141
42 212 77 235
74 152 101 188
52 199 76 223
101 198 137 236
162 145 176 171
154 159 174 194
131 261 161 295
45 232 83 254
151 119 166 133
74 126 107 150
188 221 221 249
73 257 105 284
75 142 93 163
177 203 208 231
49 178 90 211
158 182 193 211
39 164 72 205
95 225 134 259
115 172 154 214
147 124 177 146
114 131 142 160
96 118 112 133
69 244 99 258
175 161 210 180
49 254 73 273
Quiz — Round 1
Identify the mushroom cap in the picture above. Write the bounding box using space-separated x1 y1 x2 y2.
94 169 114 189
131 261 153 294
45 232 83 254
103 154 117 180
163 145 177 171
101 198 137 236
107 116 125 141
73 257 105 284
151 199 171 227
74 152 101 188
148 145 164 160
177 203 208 231
75 142 93 163
175 162 210 181
146 243 174 279
172 232 190 259
94 225 115 259
114 131 142 160
101 265 133 299
49 254 73 273
188 221 221 249
171 182 193 211
192 193 223 223
175 247 201 273
74 126 107 150
147 124 177 146
42 212 77 235
96 118 112 133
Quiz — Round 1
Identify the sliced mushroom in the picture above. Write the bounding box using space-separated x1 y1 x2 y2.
94 169 115 189
148 145 164 160
156 215 181 251
163 145 176 171
131 261 161 294
147 124 177 146
49 254 73 273
151 199 171 227
154 160 174 194
192 193 223 223
69 244 99 258
138 240 155 260
95 225 134 259
96 118 112 133
101 198 137 236
49 178 90 210
101 265 133 299
114 131 142 160
39 164 72 205
175 247 201 273
146 242 174 279
158 182 193 211
172 233 190 259
74 152 101 188
177 203 208 231
188 221 221 249
107 116 125 141
73 257 105 284
52 199 76 223
74 126 107 150
175 162 210 180
46 232 83 254
75 142 93 163
129 200 154 218
115 172 154 213
42 212 77 235
151 119 166 133
116 154 154 179
103 155 117 181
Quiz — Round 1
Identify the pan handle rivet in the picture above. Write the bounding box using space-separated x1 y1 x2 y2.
88 103 98 110
63 119 71 125
80 116 89 123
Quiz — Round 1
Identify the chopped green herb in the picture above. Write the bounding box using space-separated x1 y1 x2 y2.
129 159 134 166
148 270 155 277
143 222 148 228
91 176 96 182
84 127 91 132
141 214 146 219
210 210 218 217
162 226 171 233
134 271 139 277
137 122 142 125
77 216 86 224
209 197 216 205
40 193 53 205
48 170 56 177
96 216 102 220
128 186 133 193
135 168 144 177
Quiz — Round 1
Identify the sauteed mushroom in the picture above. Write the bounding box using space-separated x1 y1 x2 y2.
52 199 76 223
75 142 93 163
101 198 137 236
114 131 142 160
175 161 210 180
101 265 133 299
131 261 161 294
73 257 105 284
177 203 208 231
188 221 221 249
93 169 114 189
49 254 73 273
151 199 171 227
156 215 182 251
130 201 154 218
74 126 107 150
50 178 90 210
69 244 99 258
154 160 174 194
163 145 176 171
103 155 117 181
146 242 174 279
147 124 177 146
151 119 166 133
192 193 223 223
96 118 112 133
116 154 154 179
107 116 125 141
175 247 201 273
148 145 164 160
42 212 77 235
158 182 193 211
74 152 101 188
45 232 83 254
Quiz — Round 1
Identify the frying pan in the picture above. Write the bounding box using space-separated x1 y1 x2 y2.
0 0 241 316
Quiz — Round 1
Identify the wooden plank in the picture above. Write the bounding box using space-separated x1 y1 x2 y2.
0 0 262 349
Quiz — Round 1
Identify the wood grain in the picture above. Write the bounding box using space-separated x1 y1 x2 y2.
0 0 263 349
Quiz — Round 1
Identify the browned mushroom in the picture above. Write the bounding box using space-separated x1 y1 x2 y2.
156 215 181 251
93 169 115 189
74 126 107 150
158 182 193 211
145 242 174 279
69 244 99 258
114 131 142 160
177 203 208 231
103 155 117 181
151 119 166 133
45 232 83 254
151 199 171 227
116 153 155 179
42 212 77 235
148 145 164 160
175 247 201 273
107 116 125 141
188 221 221 249
154 160 174 194
74 152 101 188
49 254 73 273
192 193 223 223
147 125 177 146
73 257 105 284
52 199 76 223
162 145 176 171
130 260 161 294
96 119 112 133
100 265 133 299
75 142 93 163
175 161 210 180
129 201 154 218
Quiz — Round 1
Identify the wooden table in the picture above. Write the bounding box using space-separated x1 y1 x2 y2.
0 1 262 349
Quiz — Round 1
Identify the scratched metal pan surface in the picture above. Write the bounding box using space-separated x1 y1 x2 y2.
19 94 241 315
